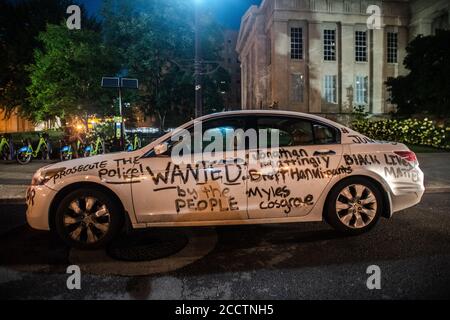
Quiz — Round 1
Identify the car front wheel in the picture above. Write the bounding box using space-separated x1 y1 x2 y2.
54 188 123 249
325 177 383 235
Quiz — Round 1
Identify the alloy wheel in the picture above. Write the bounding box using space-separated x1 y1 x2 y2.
335 184 378 229
63 196 111 244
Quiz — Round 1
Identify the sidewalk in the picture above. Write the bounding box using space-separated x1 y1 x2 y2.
0 154 449 203
0 161 56 203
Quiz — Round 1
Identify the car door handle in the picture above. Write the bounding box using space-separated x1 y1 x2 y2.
313 150 336 156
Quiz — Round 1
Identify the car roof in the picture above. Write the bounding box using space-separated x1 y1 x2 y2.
198 110 344 127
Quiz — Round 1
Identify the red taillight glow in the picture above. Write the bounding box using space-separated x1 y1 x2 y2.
394 150 417 163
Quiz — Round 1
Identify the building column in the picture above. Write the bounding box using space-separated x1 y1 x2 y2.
308 21 322 113
371 28 384 114
240 56 247 109
340 24 354 113
419 18 433 36
271 20 289 109
254 34 268 109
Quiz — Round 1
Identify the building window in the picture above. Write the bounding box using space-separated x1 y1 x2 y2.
323 29 336 61
290 27 303 60
291 74 304 102
355 76 368 105
323 75 337 104
355 31 367 62
387 32 398 63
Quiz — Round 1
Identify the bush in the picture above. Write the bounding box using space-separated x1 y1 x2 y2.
351 118 450 150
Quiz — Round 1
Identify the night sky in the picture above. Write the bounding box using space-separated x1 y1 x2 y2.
79 0 262 30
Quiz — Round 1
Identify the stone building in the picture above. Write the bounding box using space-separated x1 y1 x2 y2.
236 0 450 118
221 30 242 110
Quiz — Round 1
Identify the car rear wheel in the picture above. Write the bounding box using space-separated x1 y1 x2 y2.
54 188 123 249
325 177 383 235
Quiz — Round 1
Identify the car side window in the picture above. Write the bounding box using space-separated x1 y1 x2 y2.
312 123 337 145
256 116 338 147
199 117 248 153
256 116 314 148
153 117 248 157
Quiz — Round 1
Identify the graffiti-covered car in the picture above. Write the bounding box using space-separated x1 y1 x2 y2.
26 110 425 249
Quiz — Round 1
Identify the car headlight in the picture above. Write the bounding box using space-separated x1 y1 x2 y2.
31 167 66 186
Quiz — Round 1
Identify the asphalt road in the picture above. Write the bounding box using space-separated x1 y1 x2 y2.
1 193 450 300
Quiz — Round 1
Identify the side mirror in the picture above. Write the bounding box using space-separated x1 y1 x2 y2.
154 142 168 156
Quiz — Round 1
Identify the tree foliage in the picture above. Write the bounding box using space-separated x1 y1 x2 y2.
26 24 118 122
101 0 230 129
386 30 450 117
2 0 230 128
0 0 97 118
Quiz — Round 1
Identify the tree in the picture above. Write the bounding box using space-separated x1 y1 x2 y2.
101 0 230 130
26 24 119 123
386 30 450 117
0 0 97 118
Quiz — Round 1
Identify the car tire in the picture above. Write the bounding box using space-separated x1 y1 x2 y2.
325 177 383 235
54 188 124 249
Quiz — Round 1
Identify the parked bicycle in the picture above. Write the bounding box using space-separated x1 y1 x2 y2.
16 133 51 165
126 133 142 151
60 139 84 161
84 135 105 157
0 134 12 160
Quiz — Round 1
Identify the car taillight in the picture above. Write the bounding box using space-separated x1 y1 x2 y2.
394 150 418 163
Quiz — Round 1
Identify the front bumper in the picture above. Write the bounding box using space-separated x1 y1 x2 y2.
26 185 56 231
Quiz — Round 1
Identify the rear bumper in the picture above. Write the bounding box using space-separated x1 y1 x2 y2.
390 167 425 213
391 189 425 213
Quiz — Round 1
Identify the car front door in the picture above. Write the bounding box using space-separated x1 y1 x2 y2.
247 116 345 219
132 116 249 224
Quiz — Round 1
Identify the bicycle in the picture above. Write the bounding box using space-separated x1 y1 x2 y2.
60 139 84 161
126 133 142 151
0 134 12 160
16 133 51 165
84 135 105 157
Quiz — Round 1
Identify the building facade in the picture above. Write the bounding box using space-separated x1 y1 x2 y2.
236 0 450 117
0 108 34 133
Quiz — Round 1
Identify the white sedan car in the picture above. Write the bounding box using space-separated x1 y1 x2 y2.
26 110 425 249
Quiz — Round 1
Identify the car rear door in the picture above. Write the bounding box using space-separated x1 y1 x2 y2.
247 115 345 219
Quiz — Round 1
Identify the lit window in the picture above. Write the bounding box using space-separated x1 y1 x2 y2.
291 74 304 102
387 32 398 63
355 31 367 62
291 27 303 60
323 75 337 104
355 76 368 105
324 29 336 61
